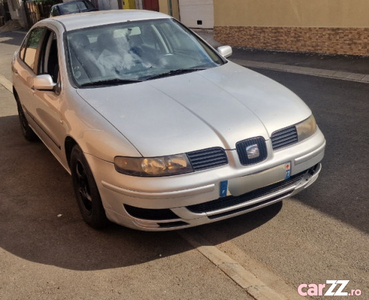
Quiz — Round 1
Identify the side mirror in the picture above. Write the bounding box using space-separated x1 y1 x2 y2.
33 74 56 91
217 45 232 58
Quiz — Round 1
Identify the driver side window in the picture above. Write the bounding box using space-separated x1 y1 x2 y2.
38 30 59 83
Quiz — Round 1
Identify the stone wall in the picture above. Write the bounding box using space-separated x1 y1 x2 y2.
215 26 369 56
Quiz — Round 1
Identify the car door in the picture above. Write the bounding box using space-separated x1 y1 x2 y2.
14 25 67 160
14 27 47 131
31 27 68 159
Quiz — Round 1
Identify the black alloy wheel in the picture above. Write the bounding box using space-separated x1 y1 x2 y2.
70 145 109 229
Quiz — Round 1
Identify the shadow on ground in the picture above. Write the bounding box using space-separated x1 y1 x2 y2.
0 114 282 271
0 30 26 46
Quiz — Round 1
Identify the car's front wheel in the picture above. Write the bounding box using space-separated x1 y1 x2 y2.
70 145 109 229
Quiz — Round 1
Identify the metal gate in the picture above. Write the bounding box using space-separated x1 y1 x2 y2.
143 0 158 11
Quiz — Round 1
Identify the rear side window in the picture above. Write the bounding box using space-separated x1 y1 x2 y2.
20 28 46 70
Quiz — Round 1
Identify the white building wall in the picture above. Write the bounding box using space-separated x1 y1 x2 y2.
178 0 214 28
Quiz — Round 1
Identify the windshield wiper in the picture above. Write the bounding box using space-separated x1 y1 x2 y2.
147 68 207 80
80 78 142 87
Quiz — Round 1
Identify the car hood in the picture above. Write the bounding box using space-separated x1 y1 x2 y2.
77 62 311 157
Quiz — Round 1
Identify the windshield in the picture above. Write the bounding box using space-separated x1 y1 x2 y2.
66 18 225 87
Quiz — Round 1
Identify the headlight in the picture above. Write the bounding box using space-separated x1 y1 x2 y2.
296 115 317 142
114 154 193 177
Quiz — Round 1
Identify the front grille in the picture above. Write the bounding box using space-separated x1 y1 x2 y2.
236 136 267 165
271 126 298 150
186 147 228 171
187 170 307 214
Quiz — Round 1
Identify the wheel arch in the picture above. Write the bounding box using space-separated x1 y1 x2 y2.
65 136 78 169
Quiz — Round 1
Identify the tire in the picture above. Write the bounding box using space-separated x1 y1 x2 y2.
70 145 109 229
15 98 38 142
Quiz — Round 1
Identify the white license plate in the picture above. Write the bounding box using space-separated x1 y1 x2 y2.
221 162 291 197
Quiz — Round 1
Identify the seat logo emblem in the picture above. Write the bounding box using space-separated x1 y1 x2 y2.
246 144 260 159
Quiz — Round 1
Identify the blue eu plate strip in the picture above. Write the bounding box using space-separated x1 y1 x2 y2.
220 181 228 197
285 162 291 180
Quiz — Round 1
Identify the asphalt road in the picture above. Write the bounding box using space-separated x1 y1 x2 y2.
1 30 369 300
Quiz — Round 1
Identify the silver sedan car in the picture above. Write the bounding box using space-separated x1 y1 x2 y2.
11 10 325 231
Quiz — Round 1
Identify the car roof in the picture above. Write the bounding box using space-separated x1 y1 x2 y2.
43 9 171 32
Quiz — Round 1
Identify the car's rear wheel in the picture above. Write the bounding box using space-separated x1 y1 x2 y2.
15 98 38 141
70 145 109 229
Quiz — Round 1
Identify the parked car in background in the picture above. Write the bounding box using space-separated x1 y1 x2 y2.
49 0 97 17
11 10 325 231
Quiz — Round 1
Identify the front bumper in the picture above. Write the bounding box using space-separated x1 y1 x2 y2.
88 130 325 231
105 163 321 230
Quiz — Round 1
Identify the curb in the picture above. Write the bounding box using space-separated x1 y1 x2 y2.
0 74 12 93
179 230 304 300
